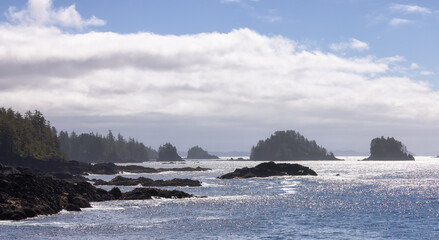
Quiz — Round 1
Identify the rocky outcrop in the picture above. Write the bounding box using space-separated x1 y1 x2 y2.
0 157 210 177
90 163 211 175
219 161 317 179
186 146 219 159
0 166 111 220
0 164 196 220
157 143 183 161
120 188 193 200
363 137 415 161
250 130 340 161
93 176 202 187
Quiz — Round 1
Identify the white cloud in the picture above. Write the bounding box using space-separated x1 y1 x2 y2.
390 4 432 15
1 1 439 153
389 18 413 26
410 63 419 70
420 71 434 76
6 0 105 29
330 38 370 52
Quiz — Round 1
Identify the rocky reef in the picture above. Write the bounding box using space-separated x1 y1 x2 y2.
219 161 317 179
0 157 210 177
93 176 202 187
0 164 195 220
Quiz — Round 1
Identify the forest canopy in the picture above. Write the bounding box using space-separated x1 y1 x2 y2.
58 130 157 163
250 130 338 161
0 108 64 160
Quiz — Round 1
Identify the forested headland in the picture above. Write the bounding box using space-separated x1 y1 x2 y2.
0 108 157 163
250 130 339 161
0 108 64 160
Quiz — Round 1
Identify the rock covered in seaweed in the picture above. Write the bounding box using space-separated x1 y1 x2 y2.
219 161 317 179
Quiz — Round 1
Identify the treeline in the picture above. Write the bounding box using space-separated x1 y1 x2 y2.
58 131 158 163
250 130 338 160
0 108 64 160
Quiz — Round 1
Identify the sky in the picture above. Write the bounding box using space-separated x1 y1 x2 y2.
0 0 439 155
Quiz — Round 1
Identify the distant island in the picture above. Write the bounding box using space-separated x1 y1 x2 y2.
363 137 415 161
186 146 219 159
250 130 339 161
157 143 183 161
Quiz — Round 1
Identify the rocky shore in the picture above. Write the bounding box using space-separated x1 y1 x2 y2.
0 157 210 177
0 164 195 221
219 161 317 179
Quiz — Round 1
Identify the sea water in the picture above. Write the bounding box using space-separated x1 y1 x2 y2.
1 157 439 239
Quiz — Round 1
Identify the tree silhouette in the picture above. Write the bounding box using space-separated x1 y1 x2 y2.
250 130 338 160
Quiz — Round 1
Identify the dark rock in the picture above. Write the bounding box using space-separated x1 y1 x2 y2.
120 188 193 200
89 163 209 175
65 204 81 212
93 176 202 187
156 166 211 172
219 161 318 179
109 187 122 199
90 163 119 175
0 166 197 220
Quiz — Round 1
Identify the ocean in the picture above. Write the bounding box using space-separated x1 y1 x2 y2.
1 156 439 239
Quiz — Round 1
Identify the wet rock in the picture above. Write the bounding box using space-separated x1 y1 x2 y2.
93 176 202 187
120 188 193 200
0 166 197 220
219 161 317 179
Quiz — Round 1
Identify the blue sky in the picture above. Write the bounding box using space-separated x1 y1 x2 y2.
0 0 438 155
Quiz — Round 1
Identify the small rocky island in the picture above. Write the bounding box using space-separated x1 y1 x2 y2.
186 146 219 159
93 176 202 187
363 137 415 161
219 162 317 179
157 143 183 161
250 130 339 161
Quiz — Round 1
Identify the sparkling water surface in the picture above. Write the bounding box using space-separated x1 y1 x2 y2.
1 156 439 239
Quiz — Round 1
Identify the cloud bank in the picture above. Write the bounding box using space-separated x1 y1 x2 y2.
1 1 439 153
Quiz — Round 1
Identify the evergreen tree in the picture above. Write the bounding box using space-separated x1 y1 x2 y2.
0 108 64 160
250 130 338 161
158 143 182 161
